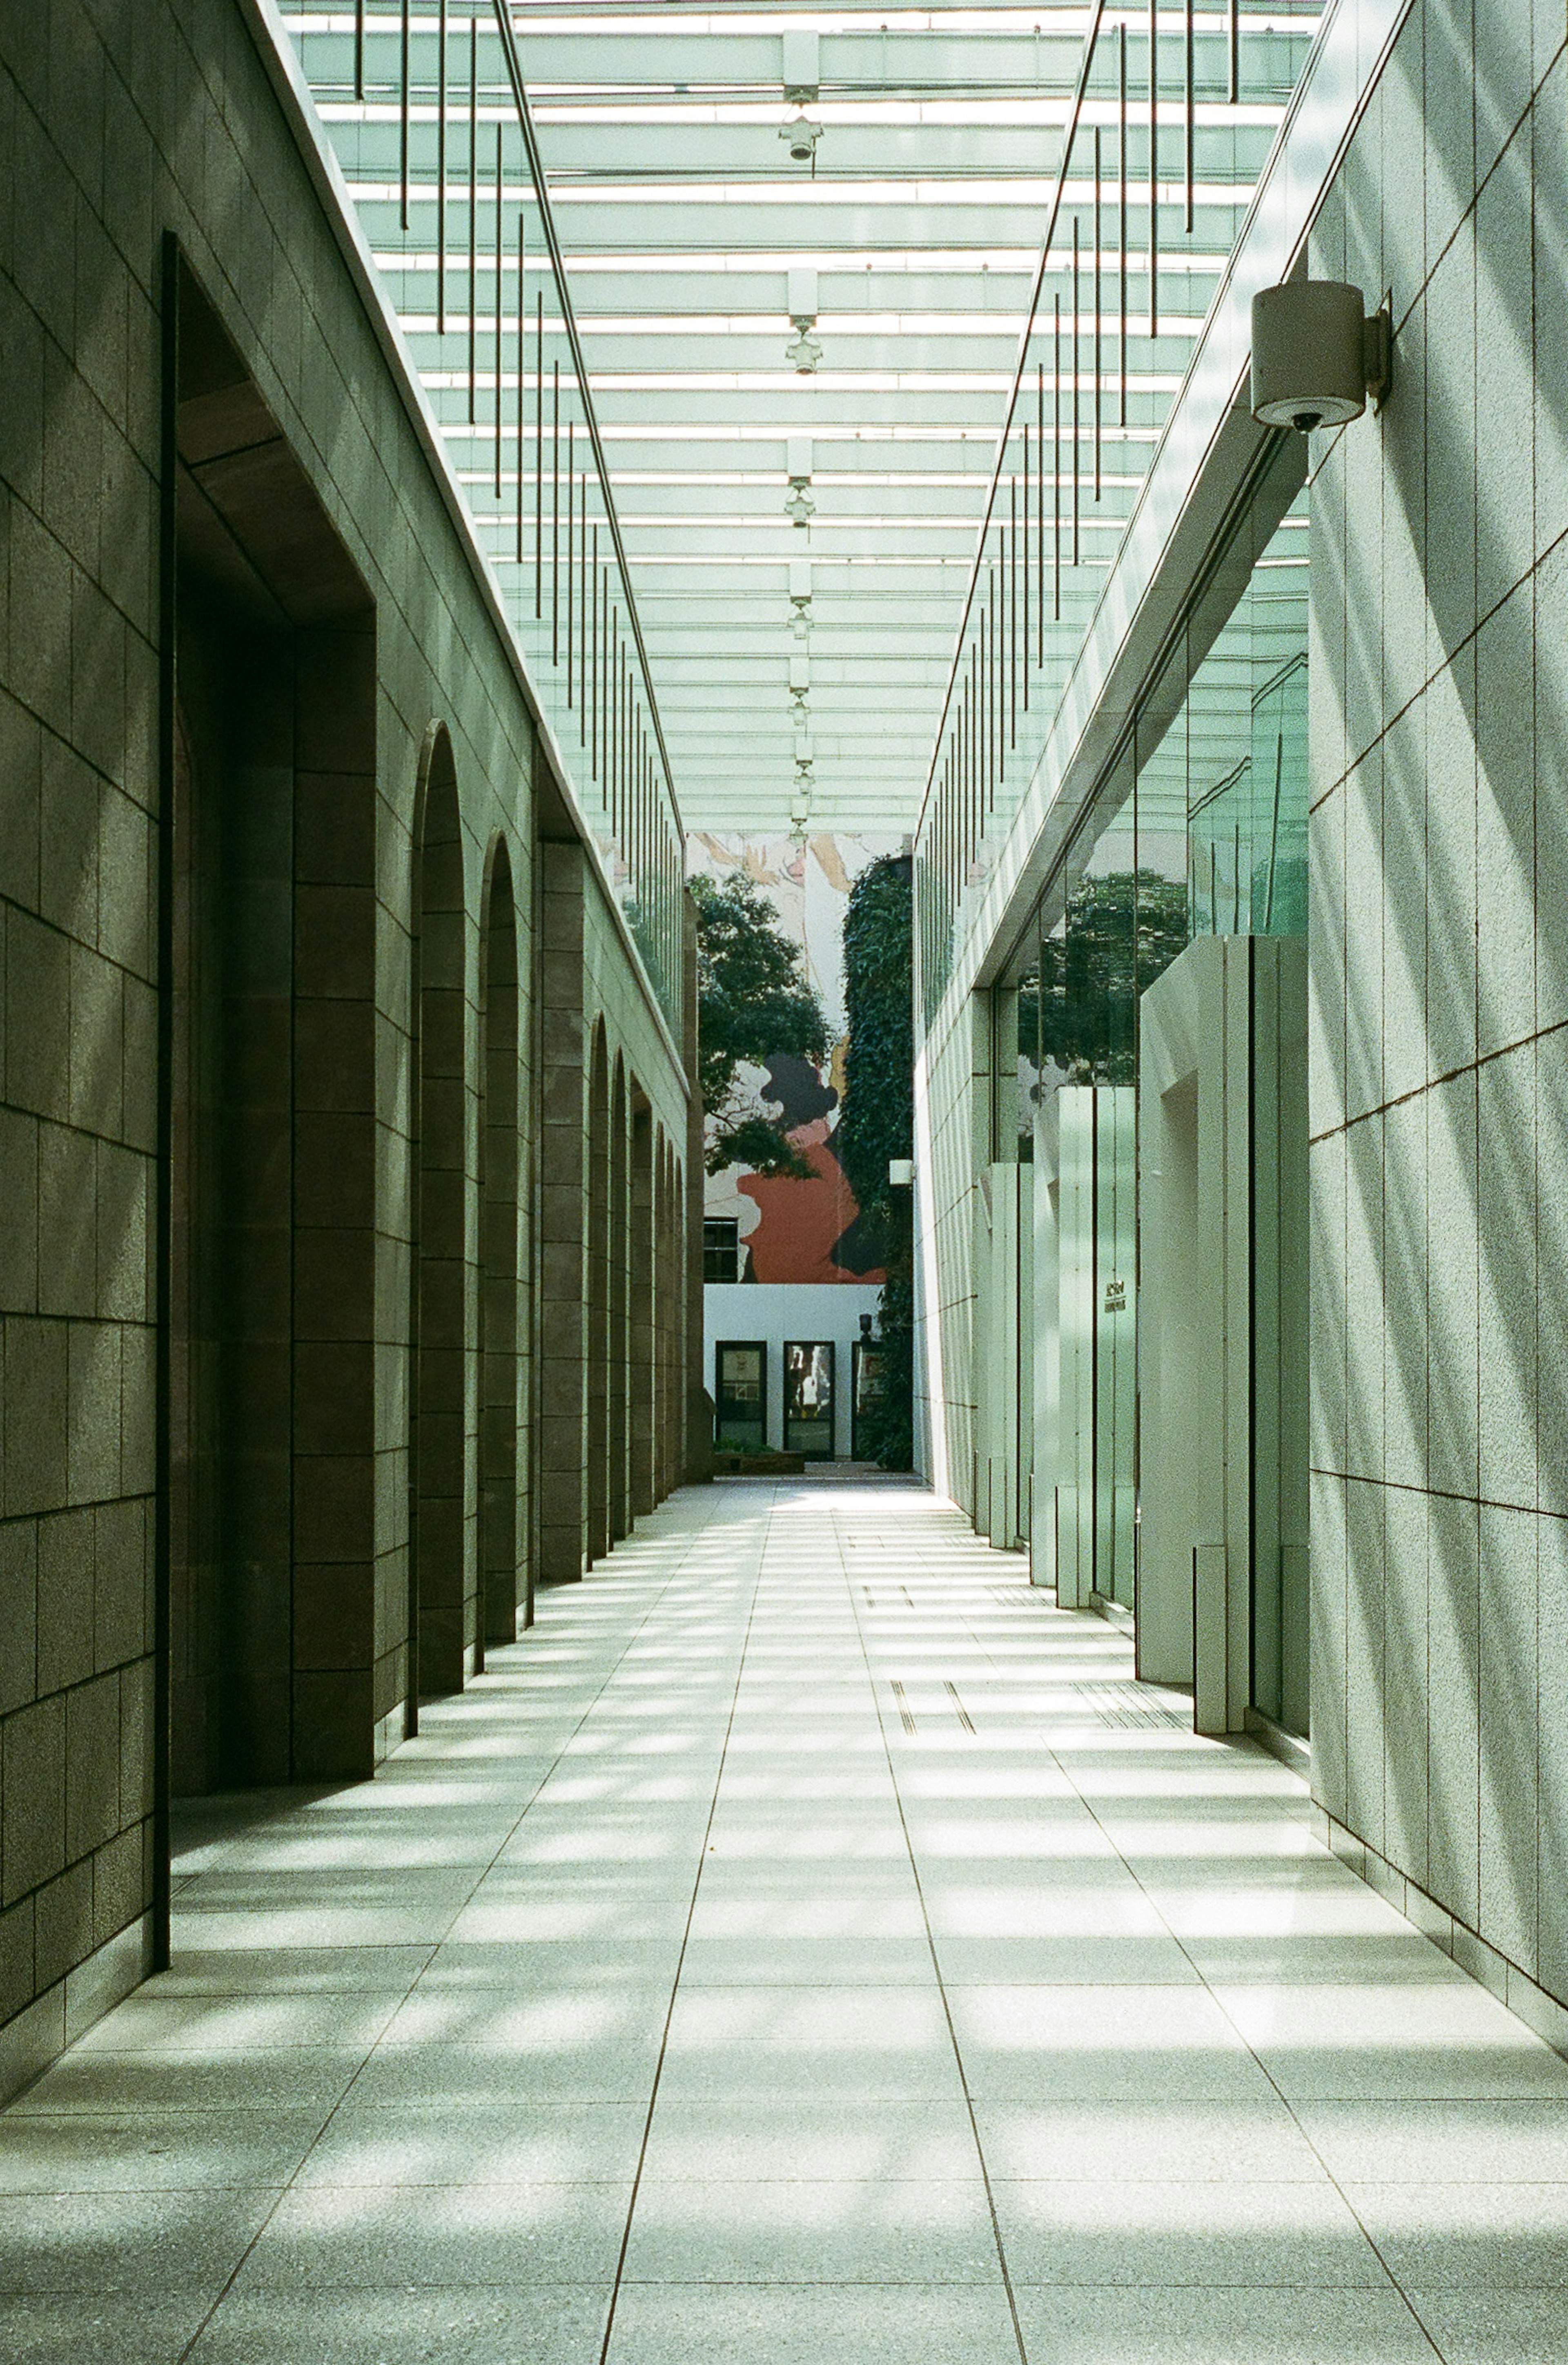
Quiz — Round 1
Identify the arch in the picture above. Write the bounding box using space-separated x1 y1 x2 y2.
586 1021 611 1564
630 1092 656 1517
409 724 474 1711
478 835 522 1652
609 1054 631 1541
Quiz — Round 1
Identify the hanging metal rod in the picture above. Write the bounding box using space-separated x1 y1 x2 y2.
916 0 1107 836
488 0 681 821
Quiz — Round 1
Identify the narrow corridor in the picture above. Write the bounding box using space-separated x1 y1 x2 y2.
2 1479 1566 2362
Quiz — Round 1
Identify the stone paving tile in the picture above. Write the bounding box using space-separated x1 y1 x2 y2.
0 1476 1564 2365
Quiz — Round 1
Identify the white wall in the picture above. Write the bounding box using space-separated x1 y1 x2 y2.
704 1282 884 1458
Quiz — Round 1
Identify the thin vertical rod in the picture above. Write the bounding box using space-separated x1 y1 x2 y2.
566 420 575 706
515 215 526 561
467 17 478 425
551 361 560 667
1036 364 1045 661
1022 428 1030 712
437 0 448 332
1119 26 1129 427
592 539 601 775
982 607 991 815
354 0 365 102
1052 296 1062 622
1093 126 1102 502
493 125 503 500
1184 0 1194 233
1229 0 1240 103
400 0 411 230
1071 216 1080 567
1148 0 1159 338
580 466 589 744
1009 481 1018 750
533 292 543 618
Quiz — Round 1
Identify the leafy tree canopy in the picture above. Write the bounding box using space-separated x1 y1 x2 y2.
1022 870 1189 1086
837 854 915 1469
689 871 830 1177
837 854 914 1238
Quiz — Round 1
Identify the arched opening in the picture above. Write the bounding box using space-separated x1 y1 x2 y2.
587 1022 611 1565
479 839 522 1653
409 726 474 1712
609 1055 630 1541
630 1095 655 1518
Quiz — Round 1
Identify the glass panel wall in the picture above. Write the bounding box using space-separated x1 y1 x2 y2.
1010 430 1307 1693
915 3 1324 1022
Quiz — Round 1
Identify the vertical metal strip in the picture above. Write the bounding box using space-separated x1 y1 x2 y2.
566 419 575 706
1071 216 1080 568
533 292 543 618
1184 0 1194 234
493 125 503 500
1053 294 1061 622
592 539 600 775
580 460 589 744
437 0 448 332
551 360 559 667
1229 0 1240 105
400 0 411 230
1009 476 1018 749
1148 0 1159 339
1119 25 1129 428
515 212 526 563
1022 427 1030 711
1036 363 1045 661
1093 125 1102 502
467 16 478 426
355 0 365 103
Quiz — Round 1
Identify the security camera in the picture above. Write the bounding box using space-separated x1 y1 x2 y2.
1250 280 1392 432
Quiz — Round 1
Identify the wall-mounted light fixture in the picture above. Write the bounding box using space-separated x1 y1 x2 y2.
786 267 822 372
1250 279 1392 432
785 434 815 524
790 557 813 641
780 116 821 164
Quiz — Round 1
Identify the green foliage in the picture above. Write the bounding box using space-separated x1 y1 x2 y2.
1025 870 1189 1086
689 871 831 1177
838 855 915 1469
838 855 914 1232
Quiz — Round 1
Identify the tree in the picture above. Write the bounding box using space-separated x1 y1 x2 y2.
1025 869 1189 1086
689 871 831 1177
837 854 915 1469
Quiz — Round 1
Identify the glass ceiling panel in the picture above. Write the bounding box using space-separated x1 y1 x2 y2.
279 3 1321 859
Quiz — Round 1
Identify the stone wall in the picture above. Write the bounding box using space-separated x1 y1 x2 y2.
0 0 690 2096
1307 0 1568 2008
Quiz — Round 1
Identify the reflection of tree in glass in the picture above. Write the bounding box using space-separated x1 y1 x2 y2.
1021 871 1189 1086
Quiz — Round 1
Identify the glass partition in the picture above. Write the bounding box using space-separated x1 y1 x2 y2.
916 2 1323 1021
277 1 684 1029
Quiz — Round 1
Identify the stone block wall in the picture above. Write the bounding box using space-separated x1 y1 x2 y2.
1307 0 1568 2005
0 0 693 2095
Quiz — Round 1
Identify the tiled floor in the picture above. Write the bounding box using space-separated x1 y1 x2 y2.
2 1476 1568 2361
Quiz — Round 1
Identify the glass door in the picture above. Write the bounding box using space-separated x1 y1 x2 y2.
784 1341 835 1460
715 1342 767 1453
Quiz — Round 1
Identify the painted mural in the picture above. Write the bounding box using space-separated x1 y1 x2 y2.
691 831 909 1285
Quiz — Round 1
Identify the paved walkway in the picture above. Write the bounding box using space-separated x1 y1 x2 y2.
2 1477 1568 2361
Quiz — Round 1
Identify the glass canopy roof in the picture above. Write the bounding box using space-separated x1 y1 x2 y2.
280 4 1322 846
